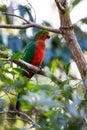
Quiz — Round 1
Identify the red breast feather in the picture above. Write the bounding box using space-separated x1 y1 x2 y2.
30 42 45 66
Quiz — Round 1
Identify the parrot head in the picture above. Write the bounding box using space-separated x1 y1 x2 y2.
35 30 50 41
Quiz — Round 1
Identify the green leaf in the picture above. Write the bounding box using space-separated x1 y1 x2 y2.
0 5 7 12
11 52 23 60
82 69 87 78
81 18 87 24
0 49 12 58
72 0 82 8
51 59 58 73
0 73 13 84
64 62 70 75
22 91 63 111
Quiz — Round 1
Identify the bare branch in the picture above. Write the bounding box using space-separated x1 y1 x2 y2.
0 11 61 33
0 110 40 128
6 117 31 125
2 90 11 103
1 12 30 23
0 22 61 33
0 93 6 98
25 1 36 21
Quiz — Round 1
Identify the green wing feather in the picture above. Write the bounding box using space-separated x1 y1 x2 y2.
22 41 36 63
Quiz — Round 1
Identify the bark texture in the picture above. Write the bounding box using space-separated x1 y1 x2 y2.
55 0 87 88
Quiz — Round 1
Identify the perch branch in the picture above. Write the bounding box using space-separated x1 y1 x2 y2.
0 57 81 84
12 59 62 84
0 57 62 84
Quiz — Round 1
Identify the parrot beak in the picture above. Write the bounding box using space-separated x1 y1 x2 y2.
47 32 51 39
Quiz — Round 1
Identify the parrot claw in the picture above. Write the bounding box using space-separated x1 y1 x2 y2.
38 66 42 73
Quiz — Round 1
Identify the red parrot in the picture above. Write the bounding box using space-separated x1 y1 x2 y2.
16 30 50 112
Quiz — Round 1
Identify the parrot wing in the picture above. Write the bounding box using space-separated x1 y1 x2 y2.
16 41 36 113
22 41 36 63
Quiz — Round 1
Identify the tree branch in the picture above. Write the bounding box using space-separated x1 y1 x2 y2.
55 0 67 13
0 110 40 128
0 23 61 33
0 12 61 33
13 59 46 75
1 12 30 23
0 53 63 84
0 57 80 84
6 117 30 125
12 59 62 84
55 0 87 89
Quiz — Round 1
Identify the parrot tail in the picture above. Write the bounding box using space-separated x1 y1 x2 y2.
16 93 21 116
16 71 34 115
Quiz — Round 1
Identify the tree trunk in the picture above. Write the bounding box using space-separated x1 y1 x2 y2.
55 0 87 89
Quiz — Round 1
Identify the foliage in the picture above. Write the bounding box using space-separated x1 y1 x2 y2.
72 0 82 8
0 0 87 130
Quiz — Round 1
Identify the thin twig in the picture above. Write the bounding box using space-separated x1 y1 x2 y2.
7 91 17 96
6 117 31 125
26 1 36 22
2 90 11 103
0 90 17 98
72 80 82 88
1 12 30 23
0 110 40 128
0 58 11 61
0 93 6 98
